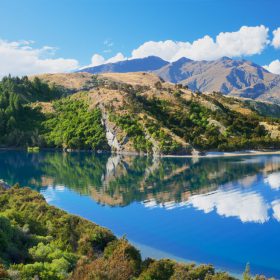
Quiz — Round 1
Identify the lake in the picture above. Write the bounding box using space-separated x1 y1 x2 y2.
1 150 280 278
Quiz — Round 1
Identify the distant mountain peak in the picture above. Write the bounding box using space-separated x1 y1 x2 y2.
219 56 232 61
144 55 167 61
79 56 280 104
79 55 168 74
172 57 193 65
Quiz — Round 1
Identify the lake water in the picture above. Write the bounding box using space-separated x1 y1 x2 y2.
1 150 280 278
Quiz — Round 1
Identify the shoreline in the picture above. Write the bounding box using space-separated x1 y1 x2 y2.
160 150 280 158
1 147 280 158
131 240 243 280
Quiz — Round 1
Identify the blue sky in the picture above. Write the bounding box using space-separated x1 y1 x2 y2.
0 0 280 76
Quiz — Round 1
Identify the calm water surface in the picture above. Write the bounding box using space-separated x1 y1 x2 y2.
1 150 280 278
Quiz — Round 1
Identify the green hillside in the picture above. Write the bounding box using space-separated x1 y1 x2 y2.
0 185 241 280
0 73 280 154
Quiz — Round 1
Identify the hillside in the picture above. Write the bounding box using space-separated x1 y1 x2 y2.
0 186 237 280
37 72 280 154
1 72 280 155
80 56 280 104
155 57 280 103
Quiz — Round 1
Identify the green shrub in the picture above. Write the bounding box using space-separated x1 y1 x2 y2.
43 98 109 150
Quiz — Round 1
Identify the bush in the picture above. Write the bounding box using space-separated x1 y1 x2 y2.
0 187 115 280
43 98 109 150
70 238 142 280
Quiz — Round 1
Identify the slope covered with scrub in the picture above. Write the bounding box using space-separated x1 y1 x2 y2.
1 186 240 280
1 72 280 155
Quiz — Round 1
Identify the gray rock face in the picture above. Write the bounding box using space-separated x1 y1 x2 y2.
80 56 280 104
100 106 122 152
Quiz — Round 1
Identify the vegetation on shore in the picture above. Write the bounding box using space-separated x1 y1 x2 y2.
0 74 279 154
43 99 109 150
0 186 274 280
0 75 64 148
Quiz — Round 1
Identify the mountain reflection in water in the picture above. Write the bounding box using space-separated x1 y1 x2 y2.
1 150 280 224
2 150 280 277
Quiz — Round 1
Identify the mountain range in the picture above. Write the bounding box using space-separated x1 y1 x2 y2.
79 56 280 104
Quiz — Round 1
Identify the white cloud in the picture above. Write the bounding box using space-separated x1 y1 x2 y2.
272 27 280 49
85 25 269 68
264 172 280 189
107 52 126 63
0 39 79 77
132 40 188 62
86 52 127 67
90 54 106 67
131 25 269 61
188 190 269 223
263 59 280 75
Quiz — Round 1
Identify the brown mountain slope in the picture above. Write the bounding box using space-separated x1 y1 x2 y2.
80 56 280 104
155 57 280 103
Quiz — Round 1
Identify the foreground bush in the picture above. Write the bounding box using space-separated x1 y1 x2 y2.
0 186 275 280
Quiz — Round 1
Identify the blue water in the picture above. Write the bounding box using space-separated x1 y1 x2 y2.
1 150 280 278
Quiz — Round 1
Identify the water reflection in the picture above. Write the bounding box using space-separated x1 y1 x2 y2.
1 150 280 224
265 172 280 190
188 190 269 223
2 150 280 277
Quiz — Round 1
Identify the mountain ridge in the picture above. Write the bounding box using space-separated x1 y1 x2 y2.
79 56 169 74
79 56 280 104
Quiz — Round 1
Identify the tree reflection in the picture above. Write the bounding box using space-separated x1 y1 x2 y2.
1 151 280 208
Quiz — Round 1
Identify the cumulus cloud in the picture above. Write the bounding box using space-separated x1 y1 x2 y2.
131 25 269 61
263 59 280 75
272 27 280 49
90 54 106 67
0 39 79 77
188 190 269 223
85 52 127 67
107 52 126 63
86 25 269 67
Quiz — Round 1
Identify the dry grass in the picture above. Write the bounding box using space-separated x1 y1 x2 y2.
260 122 280 139
30 101 54 113
31 72 94 91
100 72 163 87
